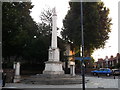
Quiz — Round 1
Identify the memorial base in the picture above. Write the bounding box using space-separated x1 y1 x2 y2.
43 61 64 75
21 74 83 85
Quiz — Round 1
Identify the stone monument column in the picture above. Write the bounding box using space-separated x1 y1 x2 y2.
43 7 64 75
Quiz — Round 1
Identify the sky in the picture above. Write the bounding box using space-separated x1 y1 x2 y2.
30 0 119 61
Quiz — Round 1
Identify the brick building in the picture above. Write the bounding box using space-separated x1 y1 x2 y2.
94 53 120 69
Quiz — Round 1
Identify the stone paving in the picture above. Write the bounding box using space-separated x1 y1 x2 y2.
2 76 120 89
85 76 119 88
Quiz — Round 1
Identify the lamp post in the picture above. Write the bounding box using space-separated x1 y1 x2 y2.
80 0 85 90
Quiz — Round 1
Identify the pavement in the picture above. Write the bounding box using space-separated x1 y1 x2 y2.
1 76 120 89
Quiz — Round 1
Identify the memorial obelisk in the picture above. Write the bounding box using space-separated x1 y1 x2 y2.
43 7 64 75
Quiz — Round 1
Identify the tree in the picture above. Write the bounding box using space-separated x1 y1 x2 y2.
40 8 52 25
2 2 38 62
37 8 52 36
61 2 112 57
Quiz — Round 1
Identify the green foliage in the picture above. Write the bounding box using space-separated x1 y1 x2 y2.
61 2 112 56
2 2 38 62
2 3 66 70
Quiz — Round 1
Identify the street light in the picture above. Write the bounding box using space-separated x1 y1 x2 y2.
80 0 85 90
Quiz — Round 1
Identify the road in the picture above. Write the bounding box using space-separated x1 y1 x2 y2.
1 75 119 88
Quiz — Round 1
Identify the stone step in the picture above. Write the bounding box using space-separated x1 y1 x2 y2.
20 74 85 85
30 74 81 78
21 79 82 85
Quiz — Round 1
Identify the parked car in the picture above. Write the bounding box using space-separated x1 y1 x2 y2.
112 69 120 76
91 68 112 76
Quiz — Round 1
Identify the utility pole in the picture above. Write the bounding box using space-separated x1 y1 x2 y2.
80 0 85 90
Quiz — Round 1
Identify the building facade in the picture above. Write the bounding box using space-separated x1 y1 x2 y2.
94 53 120 69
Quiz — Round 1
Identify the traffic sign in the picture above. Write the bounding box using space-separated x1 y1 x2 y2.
75 57 91 61
84 57 91 60
75 57 83 60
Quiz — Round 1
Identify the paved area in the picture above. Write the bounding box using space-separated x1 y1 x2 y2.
2 76 120 89
86 76 119 88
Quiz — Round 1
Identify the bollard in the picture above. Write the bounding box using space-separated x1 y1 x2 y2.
14 62 21 83
70 65 75 76
70 61 75 76
98 73 99 78
114 75 115 79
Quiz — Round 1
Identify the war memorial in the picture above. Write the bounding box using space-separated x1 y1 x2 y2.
19 8 82 85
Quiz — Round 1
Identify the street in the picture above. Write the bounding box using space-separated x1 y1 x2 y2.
1 75 119 90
